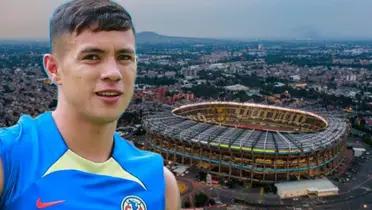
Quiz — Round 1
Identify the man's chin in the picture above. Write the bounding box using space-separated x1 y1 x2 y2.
88 112 122 125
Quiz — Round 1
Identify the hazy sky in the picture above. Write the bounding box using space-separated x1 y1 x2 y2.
0 0 371 40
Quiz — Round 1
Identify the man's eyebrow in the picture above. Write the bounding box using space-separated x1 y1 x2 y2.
78 47 135 54
117 48 136 54
79 47 105 54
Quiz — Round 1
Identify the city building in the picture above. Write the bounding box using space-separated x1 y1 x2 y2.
275 178 339 199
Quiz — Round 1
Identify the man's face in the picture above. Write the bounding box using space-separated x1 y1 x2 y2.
54 29 137 124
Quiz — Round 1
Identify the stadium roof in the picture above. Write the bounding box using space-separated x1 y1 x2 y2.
144 103 348 154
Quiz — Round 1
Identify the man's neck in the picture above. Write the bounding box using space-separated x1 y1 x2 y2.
52 109 117 163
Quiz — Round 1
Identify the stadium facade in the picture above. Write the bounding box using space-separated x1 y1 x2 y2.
143 102 349 183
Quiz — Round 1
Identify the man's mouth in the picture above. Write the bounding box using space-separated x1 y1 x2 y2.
95 90 122 97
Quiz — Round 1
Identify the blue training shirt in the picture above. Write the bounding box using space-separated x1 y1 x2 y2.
0 112 165 210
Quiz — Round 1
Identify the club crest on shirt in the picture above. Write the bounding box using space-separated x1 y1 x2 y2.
121 195 147 210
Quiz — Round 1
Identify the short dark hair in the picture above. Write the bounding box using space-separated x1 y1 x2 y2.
50 0 135 51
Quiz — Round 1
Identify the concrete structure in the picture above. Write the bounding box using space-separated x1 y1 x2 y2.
352 147 366 157
206 173 212 186
290 75 301 81
144 102 349 184
275 178 339 199
224 84 249 92
171 164 189 176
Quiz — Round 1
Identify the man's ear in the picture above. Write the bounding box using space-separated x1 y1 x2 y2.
43 54 62 85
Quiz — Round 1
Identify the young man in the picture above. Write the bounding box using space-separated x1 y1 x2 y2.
0 0 180 209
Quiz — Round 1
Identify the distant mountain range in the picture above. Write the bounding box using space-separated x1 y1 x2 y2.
136 31 227 45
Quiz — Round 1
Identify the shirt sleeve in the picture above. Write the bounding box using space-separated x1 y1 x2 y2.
0 124 22 206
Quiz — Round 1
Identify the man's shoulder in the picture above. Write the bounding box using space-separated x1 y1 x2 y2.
115 135 159 154
113 134 164 163
0 112 50 152
113 135 166 193
0 123 22 146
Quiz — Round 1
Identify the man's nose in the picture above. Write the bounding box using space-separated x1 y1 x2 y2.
101 58 122 81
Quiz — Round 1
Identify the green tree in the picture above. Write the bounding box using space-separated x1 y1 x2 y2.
194 192 209 207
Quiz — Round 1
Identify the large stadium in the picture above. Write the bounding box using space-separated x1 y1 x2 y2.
143 102 350 183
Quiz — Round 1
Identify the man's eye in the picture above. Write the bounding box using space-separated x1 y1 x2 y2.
118 54 134 61
83 54 100 61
